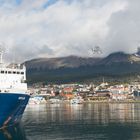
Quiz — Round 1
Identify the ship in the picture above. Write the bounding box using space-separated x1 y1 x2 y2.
0 49 30 128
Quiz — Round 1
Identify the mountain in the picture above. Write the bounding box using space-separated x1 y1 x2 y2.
24 52 140 84
25 55 101 69
98 52 129 65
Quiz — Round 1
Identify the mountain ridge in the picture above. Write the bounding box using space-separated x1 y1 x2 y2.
24 51 140 83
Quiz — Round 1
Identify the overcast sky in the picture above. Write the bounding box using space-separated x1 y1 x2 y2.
0 0 139 62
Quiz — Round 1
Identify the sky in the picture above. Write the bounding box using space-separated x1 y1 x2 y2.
0 0 139 62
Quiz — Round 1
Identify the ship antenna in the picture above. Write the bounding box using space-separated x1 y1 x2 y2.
0 47 3 65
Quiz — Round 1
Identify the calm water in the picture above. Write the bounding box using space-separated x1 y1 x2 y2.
1 103 140 140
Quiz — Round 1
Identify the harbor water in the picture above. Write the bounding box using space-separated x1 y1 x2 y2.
1 102 140 140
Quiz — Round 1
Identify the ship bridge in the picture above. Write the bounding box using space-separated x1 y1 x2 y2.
0 65 27 93
0 48 28 94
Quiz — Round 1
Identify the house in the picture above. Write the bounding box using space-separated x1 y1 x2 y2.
96 90 111 97
111 94 127 101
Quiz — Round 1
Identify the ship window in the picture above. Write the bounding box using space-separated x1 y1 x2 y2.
5 71 7 74
21 72 24 74
8 71 11 74
13 71 16 74
17 72 20 74
1 71 4 73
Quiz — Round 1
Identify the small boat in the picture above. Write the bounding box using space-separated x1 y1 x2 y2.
70 96 84 104
29 96 46 105
49 98 60 104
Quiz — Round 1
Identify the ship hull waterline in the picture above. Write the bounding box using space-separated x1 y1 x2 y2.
0 93 30 129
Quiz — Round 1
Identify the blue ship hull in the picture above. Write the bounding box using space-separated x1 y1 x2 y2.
0 123 26 140
0 93 30 128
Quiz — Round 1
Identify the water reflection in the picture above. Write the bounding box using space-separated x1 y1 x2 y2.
23 103 140 124
22 103 140 140
0 123 27 140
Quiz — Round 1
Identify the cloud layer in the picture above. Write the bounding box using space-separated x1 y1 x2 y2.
0 0 139 62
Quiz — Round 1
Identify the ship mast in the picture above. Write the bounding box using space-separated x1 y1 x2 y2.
0 48 3 66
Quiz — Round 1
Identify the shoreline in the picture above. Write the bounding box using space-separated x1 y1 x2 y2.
46 100 140 104
84 100 140 103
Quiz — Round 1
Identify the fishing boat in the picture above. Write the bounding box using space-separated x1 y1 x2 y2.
0 49 30 128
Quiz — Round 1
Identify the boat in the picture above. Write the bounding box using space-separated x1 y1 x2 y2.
49 98 61 104
29 96 46 105
70 96 84 104
0 49 30 128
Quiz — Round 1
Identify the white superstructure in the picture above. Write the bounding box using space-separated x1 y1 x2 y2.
0 50 27 93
